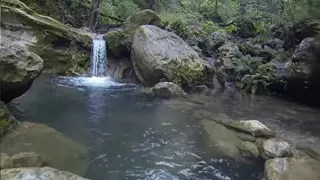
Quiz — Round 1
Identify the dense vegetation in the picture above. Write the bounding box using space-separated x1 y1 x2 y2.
18 0 320 97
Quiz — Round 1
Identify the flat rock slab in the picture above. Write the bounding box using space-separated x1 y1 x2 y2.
201 120 242 159
265 157 320 180
0 123 90 176
0 167 89 180
230 120 274 138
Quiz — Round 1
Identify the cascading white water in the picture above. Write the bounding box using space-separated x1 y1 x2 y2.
91 35 107 77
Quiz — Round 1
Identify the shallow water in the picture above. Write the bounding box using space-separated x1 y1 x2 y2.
7 75 320 180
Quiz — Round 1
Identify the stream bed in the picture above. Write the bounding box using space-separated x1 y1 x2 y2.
6 75 320 180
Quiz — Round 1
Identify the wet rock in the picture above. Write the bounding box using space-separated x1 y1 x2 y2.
192 85 209 93
212 32 227 51
11 152 45 168
238 141 260 158
296 142 320 161
201 120 242 159
229 120 274 138
265 157 320 180
103 30 129 57
148 82 185 98
237 133 256 142
0 123 90 176
292 37 316 64
0 167 89 180
0 102 18 138
260 138 294 159
131 25 213 87
0 153 14 169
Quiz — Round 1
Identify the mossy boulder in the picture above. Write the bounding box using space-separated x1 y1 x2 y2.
123 9 162 35
1 0 92 76
103 30 130 57
238 141 260 158
20 0 92 28
234 18 257 38
131 25 213 87
104 9 163 57
0 102 18 138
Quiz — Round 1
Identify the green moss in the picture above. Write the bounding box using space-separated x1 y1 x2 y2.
104 30 130 57
168 61 204 87
124 9 163 35
0 102 17 139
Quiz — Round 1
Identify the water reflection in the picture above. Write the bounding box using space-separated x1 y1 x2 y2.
7 76 320 180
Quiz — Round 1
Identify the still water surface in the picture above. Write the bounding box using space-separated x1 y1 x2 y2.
8 75 320 180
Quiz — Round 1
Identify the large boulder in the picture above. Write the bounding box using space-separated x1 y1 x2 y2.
0 122 90 176
0 167 88 180
131 25 213 87
260 138 294 159
1 0 91 76
265 157 320 180
0 102 18 137
238 141 260 158
0 37 43 103
290 37 317 79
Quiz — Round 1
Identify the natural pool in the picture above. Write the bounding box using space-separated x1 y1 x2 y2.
5 75 320 180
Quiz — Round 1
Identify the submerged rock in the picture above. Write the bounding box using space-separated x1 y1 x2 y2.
265 157 320 180
0 153 14 169
0 102 18 138
237 133 256 142
0 167 89 180
238 141 260 158
229 120 274 138
260 138 294 159
201 120 242 159
148 82 185 98
132 25 213 87
0 123 90 176
11 152 45 168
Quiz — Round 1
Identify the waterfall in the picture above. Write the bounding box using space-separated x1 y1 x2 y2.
91 34 107 77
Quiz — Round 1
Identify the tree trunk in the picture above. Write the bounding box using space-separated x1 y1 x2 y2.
215 0 218 14
88 0 101 32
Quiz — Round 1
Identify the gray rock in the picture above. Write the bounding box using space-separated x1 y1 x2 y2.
238 141 260 158
237 133 256 142
11 152 45 168
212 32 227 50
149 82 185 98
193 85 209 93
0 36 43 103
131 25 211 86
260 138 294 159
0 167 89 180
230 120 274 137
265 157 320 180
0 123 90 176
292 37 316 64
0 153 14 169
